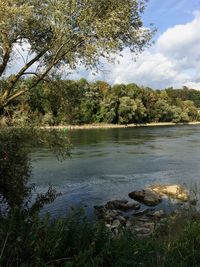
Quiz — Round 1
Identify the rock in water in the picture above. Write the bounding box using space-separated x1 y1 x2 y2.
150 184 189 201
132 208 150 216
128 189 162 206
105 200 140 211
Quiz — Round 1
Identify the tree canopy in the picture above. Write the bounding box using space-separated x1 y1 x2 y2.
1 79 199 126
0 0 153 108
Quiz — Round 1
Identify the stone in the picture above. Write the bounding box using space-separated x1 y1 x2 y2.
147 210 165 218
150 184 189 201
94 206 107 219
136 217 150 222
94 205 122 221
116 215 126 223
132 208 150 216
113 228 119 235
105 199 140 211
189 199 197 205
129 189 162 206
134 227 151 235
105 224 112 229
105 199 128 209
126 221 132 227
104 210 122 223
134 222 155 235
143 222 155 231
111 219 121 229
153 210 165 218
116 202 141 211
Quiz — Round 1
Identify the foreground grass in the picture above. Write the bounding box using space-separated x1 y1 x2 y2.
1 209 200 267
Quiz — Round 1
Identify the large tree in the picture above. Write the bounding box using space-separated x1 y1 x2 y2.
0 0 153 108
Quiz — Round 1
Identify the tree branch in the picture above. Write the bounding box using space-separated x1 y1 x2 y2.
8 50 46 89
1 39 85 107
0 50 46 105
0 34 12 77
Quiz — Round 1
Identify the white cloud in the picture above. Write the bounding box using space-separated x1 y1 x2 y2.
106 50 190 89
184 82 200 90
76 11 200 90
157 12 200 65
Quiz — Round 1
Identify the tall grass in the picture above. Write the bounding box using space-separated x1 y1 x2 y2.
1 208 200 267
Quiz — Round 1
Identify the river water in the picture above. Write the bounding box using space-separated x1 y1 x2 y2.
31 125 200 217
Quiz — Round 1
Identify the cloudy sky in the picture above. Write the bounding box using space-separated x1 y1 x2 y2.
68 0 200 89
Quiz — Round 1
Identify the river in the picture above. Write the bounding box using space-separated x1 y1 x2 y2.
31 125 200 217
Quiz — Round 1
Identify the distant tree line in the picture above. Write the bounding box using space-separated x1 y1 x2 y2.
1 78 200 126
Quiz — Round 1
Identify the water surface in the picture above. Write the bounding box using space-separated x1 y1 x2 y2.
31 125 200 217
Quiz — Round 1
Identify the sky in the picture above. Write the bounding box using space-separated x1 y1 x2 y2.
68 0 200 89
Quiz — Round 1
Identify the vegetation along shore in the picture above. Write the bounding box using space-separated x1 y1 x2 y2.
1 79 200 127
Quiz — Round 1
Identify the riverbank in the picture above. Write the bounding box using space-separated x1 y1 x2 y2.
2 203 200 267
41 121 200 130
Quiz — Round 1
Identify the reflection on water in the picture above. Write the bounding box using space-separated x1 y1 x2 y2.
31 125 200 217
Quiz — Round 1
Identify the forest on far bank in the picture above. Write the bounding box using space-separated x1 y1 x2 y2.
1 78 200 126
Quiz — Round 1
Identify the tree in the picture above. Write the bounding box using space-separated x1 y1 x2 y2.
0 128 71 215
118 96 145 124
0 0 153 109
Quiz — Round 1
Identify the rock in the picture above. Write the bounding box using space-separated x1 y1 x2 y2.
153 210 165 218
105 224 112 229
94 205 105 210
105 199 140 211
150 184 189 201
116 215 126 223
136 217 150 222
134 227 151 235
132 208 150 216
143 222 155 231
189 199 197 205
111 219 121 229
105 199 128 209
126 221 132 227
94 206 107 219
104 210 122 222
116 202 141 211
94 205 122 221
129 189 162 206
147 210 165 218
134 222 155 235
113 228 119 235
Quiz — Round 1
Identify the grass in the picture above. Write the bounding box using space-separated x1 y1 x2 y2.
1 208 200 267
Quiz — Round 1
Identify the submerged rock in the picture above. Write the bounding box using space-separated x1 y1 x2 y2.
128 189 162 206
105 199 140 211
150 184 189 201
132 208 150 216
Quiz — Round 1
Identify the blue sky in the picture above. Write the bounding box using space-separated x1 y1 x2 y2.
143 0 200 33
68 0 200 89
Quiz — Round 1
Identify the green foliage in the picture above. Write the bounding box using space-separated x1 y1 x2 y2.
0 0 153 108
1 210 200 266
0 128 71 216
4 79 200 126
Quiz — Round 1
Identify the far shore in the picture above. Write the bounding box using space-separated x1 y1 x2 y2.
40 121 200 130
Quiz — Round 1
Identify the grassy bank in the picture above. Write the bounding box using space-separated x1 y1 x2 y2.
1 208 200 267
